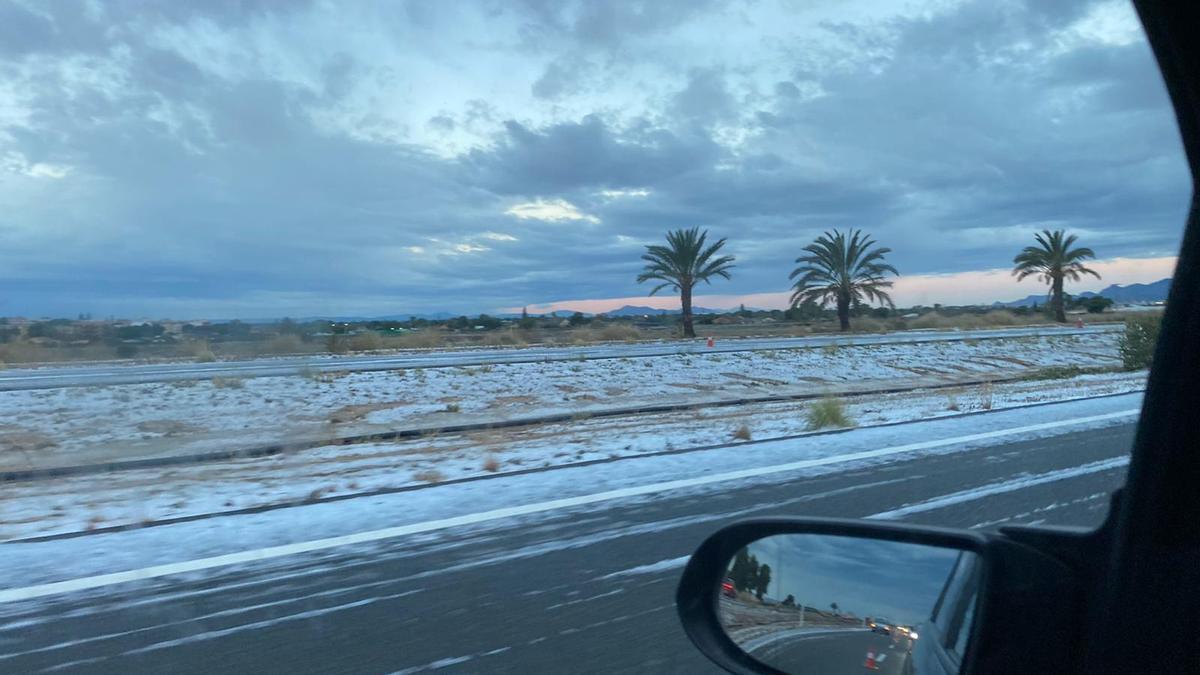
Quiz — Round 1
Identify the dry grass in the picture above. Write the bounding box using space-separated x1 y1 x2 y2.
256 334 307 355
483 455 501 472
391 330 447 349
413 469 445 484
0 341 47 364
211 376 245 389
850 317 890 333
979 382 994 410
347 332 385 352
946 391 960 411
806 396 853 430
135 420 199 436
187 340 217 362
328 401 406 424
732 424 752 441
572 325 643 343
0 430 58 458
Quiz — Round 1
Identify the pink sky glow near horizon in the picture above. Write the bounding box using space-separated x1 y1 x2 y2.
504 256 1177 315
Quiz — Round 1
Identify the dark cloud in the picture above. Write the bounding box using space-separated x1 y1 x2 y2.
465 115 721 195
0 3 55 57
671 68 737 127
531 53 594 100
0 0 1189 318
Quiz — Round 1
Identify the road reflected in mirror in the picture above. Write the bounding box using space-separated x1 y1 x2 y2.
718 534 981 674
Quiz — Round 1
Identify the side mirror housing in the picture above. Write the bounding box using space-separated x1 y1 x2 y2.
676 517 1081 674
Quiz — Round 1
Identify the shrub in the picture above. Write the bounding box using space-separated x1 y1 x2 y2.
595 324 641 342
946 392 959 411
732 424 752 441
394 330 445 349
980 382 993 410
483 330 528 346
347 332 384 352
413 469 445 484
851 317 887 333
806 397 853 430
444 402 461 413
483 455 501 472
259 334 305 355
0 341 54 364
1119 315 1162 371
212 376 245 389
115 344 139 358
186 340 216 362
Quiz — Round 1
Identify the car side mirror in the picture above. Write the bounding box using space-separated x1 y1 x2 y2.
676 518 1082 675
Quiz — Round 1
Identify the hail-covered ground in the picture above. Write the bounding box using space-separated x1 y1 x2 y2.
0 331 1141 542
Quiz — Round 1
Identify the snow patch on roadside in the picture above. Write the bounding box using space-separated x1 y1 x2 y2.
600 556 690 579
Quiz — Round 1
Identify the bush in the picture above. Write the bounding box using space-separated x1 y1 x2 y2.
1119 315 1162 370
806 397 853 430
594 324 641 342
188 340 216 362
115 344 139 358
259 334 305 355
394 330 445 349
732 424 752 441
347 332 384 352
211 376 245 389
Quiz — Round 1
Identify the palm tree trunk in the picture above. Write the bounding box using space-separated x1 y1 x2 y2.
681 285 695 338
1052 274 1066 323
836 293 850 331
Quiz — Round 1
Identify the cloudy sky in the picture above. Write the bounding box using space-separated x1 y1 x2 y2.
0 0 1190 319
744 534 962 624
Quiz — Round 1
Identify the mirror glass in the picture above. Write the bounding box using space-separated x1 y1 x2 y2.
717 534 981 674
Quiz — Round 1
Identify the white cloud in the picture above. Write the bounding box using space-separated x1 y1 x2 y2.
505 198 601 224
2 152 71 179
453 242 489 253
406 245 426 254
480 231 518 241
599 188 650 200
1065 0 1142 47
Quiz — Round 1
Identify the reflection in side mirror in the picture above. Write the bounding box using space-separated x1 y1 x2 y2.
717 534 981 675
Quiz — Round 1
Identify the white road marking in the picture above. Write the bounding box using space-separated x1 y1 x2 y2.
868 455 1129 519
599 556 691 580
0 408 1137 604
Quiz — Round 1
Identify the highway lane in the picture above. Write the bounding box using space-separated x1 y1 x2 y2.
746 629 907 674
0 422 1133 673
0 324 1117 390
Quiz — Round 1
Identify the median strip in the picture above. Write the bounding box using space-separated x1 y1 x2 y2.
0 407 1138 604
1 371 1114 483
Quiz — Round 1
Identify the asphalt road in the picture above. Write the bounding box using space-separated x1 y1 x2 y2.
0 324 1117 390
748 629 908 674
0 422 1133 673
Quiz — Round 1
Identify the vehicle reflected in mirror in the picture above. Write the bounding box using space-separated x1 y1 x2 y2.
717 534 981 674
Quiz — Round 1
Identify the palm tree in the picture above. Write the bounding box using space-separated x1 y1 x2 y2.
789 229 898 331
1012 229 1100 323
637 227 735 338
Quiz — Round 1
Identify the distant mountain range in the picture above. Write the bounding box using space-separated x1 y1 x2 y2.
212 280 1171 325
597 305 733 317
997 278 1171 307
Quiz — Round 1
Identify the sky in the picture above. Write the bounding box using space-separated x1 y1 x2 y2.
742 534 963 625
0 0 1191 319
